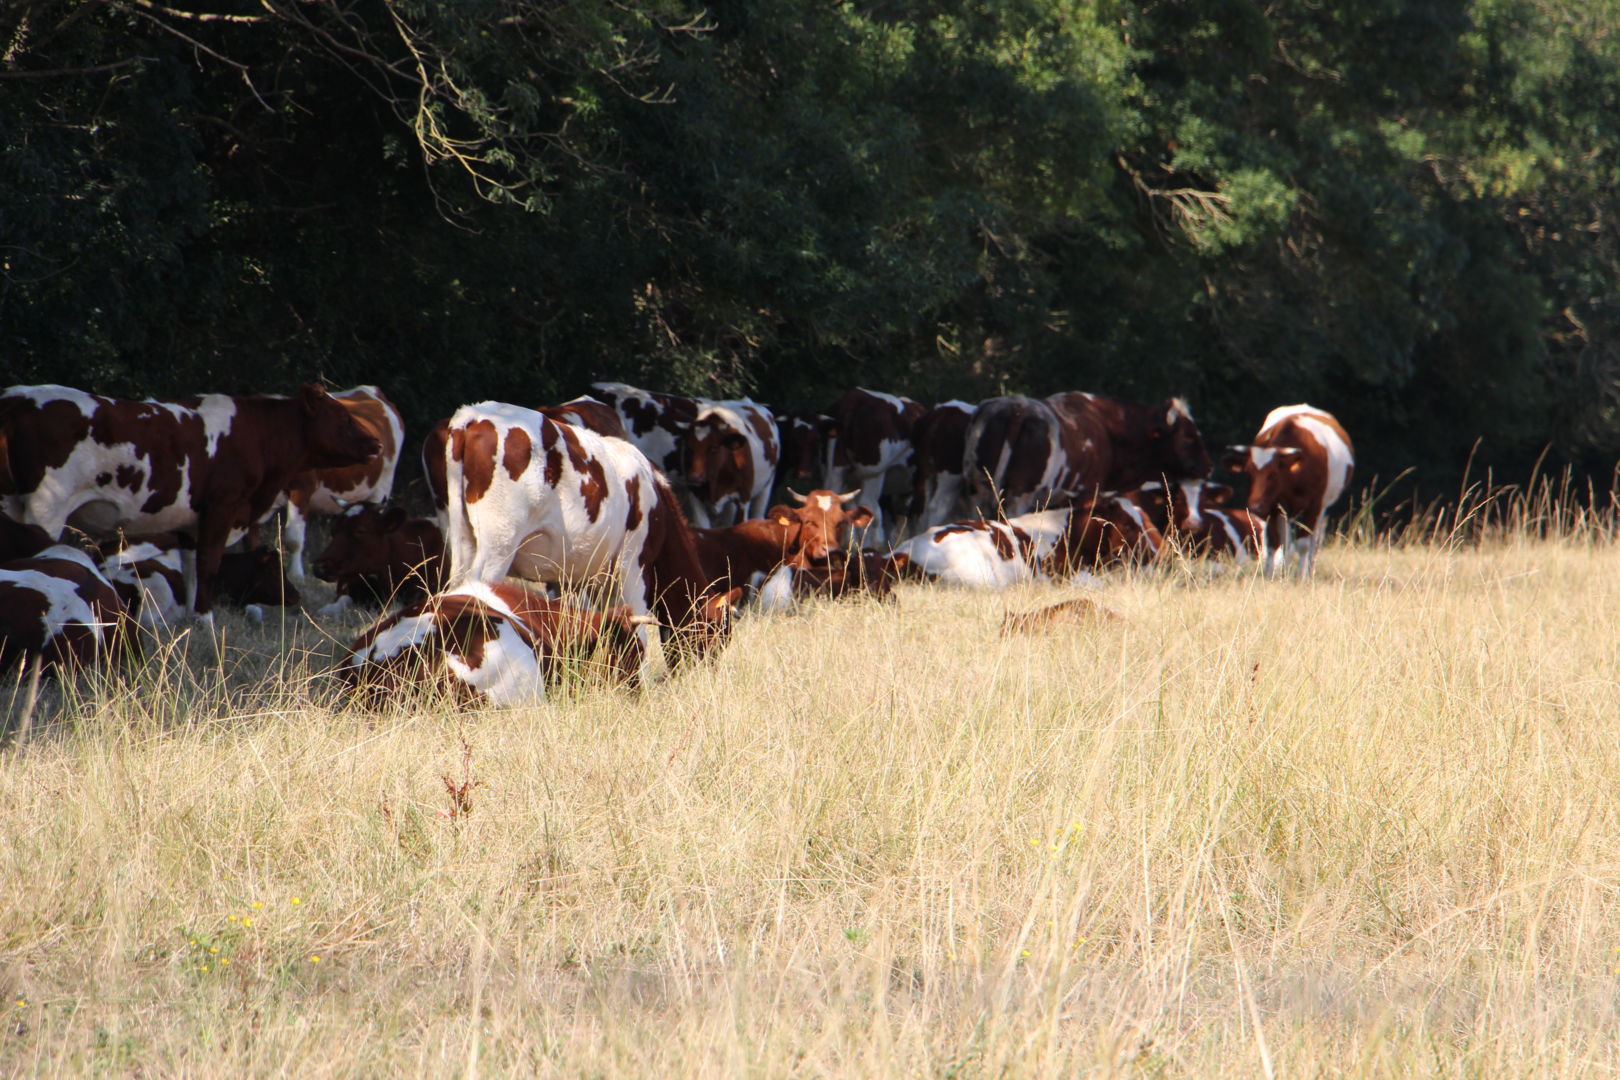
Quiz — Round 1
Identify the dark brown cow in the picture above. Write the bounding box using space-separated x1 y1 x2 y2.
775 411 829 487
311 505 447 615
821 388 926 546
909 400 976 529
961 395 1067 518
268 385 405 579
689 489 872 600
1046 392 1213 495
0 383 378 620
0 544 128 673
341 581 656 706
1223 404 1355 577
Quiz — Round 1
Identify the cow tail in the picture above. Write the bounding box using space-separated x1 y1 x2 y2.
442 422 474 586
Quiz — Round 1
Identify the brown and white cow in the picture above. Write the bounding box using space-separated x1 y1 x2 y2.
311 504 447 615
98 535 302 627
754 550 908 611
588 382 700 478
422 397 629 520
1223 404 1355 578
0 384 379 620
1132 481 1261 564
341 581 657 707
0 542 129 673
263 385 404 580
442 401 739 672
963 392 1212 520
961 395 1068 518
821 388 926 546
775 411 830 490
689 489 871 601
889 492 1161 588
909 399 976 530
684 399 780 526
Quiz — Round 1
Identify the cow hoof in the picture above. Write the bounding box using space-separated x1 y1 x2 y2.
244 604 265 624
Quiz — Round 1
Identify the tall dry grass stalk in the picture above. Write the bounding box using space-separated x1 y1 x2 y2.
1 500 1617 1077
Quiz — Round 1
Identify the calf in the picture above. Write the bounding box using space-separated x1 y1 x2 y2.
754 551 907 612
909 400 976 530
341 581 656 707
1223 404 1355 577
1133 481 1261 563
684 399 780 526
821 388 926 546
0 544 128 673
442 401 739 672
311 504 447 615
689 489 871 599
0 383 378 619
266 385 405 579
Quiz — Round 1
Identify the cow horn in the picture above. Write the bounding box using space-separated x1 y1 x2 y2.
787 488 808 503
838 489 861 502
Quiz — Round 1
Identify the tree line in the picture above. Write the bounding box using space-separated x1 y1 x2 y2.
3 0 1617 497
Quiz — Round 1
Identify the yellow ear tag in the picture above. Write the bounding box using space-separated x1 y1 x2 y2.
776 516 792 526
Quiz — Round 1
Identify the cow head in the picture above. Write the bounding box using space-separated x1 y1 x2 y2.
776 413 827 481
219 546 301 606
684 419 753 510
300 384 383 470
1241 445 1309 520
0 514 55 563
1150 397 1212 481
778 488 872 562
313 504 409 584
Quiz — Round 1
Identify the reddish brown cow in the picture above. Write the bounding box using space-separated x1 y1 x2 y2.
821 388 926 546
688 489 872 600
341 581 655 706
0 544 129 673
1132 481 1261 563
1223 404 1355 577
754 550 908 610
0 383 378 620
312 505 447 615
683 399 780 526
775 411 829 486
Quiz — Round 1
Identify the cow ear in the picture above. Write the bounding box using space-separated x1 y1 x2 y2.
382 506 409 532
297 383 329 412
1220 446 1248 473
848 506 874 528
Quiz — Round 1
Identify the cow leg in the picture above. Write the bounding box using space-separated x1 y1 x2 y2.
282 497 310 579
854 473 887 551
190 512 238 620
920 473 964 532
1264 513 1291 578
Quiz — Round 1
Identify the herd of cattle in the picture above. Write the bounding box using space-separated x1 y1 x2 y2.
0 380 1355 705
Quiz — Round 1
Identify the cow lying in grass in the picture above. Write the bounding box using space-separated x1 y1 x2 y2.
0 516 129 673
340 581 658 707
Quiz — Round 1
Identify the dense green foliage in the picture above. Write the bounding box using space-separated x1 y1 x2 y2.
4 0 1617 487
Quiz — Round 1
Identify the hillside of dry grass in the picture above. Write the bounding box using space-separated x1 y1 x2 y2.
2 530 1619 1077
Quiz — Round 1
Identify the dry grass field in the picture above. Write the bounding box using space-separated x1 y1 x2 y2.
2 510 1619 1077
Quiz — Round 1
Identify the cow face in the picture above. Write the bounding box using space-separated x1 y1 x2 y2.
1152 398 1212 480
685 422 752 506
299 384 383 470
313 505 409 583
777 414 826 481
1243 445 1309 520
219 547 301 607
776 488 872 562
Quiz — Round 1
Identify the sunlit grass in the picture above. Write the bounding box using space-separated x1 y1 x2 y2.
1 496 1617 1076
